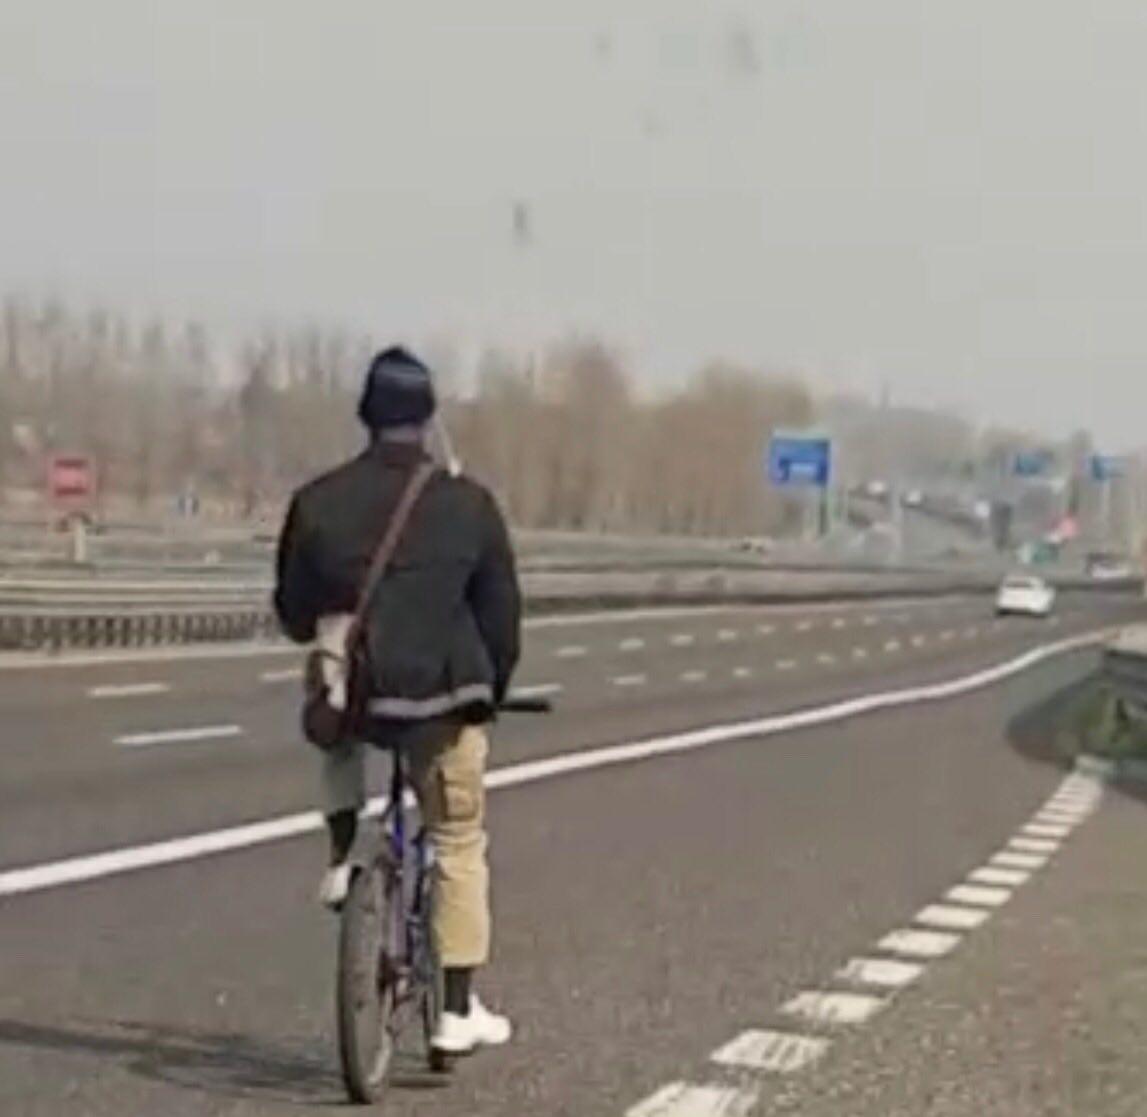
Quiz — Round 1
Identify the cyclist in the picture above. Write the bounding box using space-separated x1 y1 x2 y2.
273 345 521 1056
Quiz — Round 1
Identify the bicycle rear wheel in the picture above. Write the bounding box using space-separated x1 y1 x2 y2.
337 861 400 1104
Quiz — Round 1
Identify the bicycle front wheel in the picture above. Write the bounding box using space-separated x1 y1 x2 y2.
337 861 400 1104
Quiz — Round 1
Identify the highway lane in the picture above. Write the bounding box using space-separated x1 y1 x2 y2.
1 594 1137 870
0 630 1118 1116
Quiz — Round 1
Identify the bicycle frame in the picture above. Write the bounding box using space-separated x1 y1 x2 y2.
364 749 434 1010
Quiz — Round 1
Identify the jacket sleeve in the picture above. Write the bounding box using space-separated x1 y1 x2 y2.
468 488 522 703
273 495 320 644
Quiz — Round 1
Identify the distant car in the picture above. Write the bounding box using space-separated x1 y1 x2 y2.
1086 555 1133 581
996 574 1056 618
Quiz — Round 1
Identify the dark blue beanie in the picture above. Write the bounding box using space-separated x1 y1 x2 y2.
357 346 437 430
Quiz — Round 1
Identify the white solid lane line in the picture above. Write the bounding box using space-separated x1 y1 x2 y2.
0 629 1111 898
620 637 646 652
87 682 170 699
626 1082 759 1117
556 645 588 659
711 1030 828 1074
115 725 243 749
613 675 647 688
260 667 303 683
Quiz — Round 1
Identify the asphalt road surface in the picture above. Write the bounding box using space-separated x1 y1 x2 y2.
2 589 1145 1116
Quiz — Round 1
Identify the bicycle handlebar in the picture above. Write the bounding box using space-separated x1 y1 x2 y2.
499 696 554 714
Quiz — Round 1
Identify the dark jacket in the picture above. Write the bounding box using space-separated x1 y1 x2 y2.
274 440 521 722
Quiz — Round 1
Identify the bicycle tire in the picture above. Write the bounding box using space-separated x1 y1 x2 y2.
337 861 399 1104
416 868 446 1072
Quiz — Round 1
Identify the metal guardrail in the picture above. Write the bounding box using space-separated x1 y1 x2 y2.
0 568 1140 655
1103 626 1147 718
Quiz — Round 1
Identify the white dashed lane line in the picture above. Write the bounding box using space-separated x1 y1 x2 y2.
717 629 738 643
970 866 1031 887
945 884 1012 908
914 903 990 931
775 659 798 671
555 645 588 659
612 674 647 688
782 990 886 1026
620 637 646 652
852 647 869 660
732 667 753 680
626 1082 758 1117
508 683 564 701
877 928 960 959
87 682 170 699
796 620 814 633
837 957 924 990
756 624 776 636
623 768 1108 1117
884 639 902 653
711 1030 828 1074
816 653 837 666
115 725 243 749
670 634 695 648
260 667 303 684
681 670 708 684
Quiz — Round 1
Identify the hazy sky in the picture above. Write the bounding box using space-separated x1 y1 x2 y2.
2 3 1146 447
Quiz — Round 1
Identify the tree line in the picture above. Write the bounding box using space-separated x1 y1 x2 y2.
0 296 819 536
7 293 1104 541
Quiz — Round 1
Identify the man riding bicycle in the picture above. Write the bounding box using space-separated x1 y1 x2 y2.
273 346 521 1057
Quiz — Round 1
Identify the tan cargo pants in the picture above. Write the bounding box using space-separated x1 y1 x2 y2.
321 724 491 968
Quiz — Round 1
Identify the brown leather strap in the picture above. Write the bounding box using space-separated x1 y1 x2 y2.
347 460 436 648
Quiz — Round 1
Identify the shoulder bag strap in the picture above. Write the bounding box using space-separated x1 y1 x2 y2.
346 460 437 650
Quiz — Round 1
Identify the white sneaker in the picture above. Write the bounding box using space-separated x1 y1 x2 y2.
318 862 352 909
431 996 513 1055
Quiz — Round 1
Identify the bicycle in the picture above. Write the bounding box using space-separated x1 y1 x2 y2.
335 697 552 1105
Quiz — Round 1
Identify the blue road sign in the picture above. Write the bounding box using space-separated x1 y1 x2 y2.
1090 455 1125 483
1013 450 1052 478
768 432 832 489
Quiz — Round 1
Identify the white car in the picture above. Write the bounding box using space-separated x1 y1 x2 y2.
996 574 1056 618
